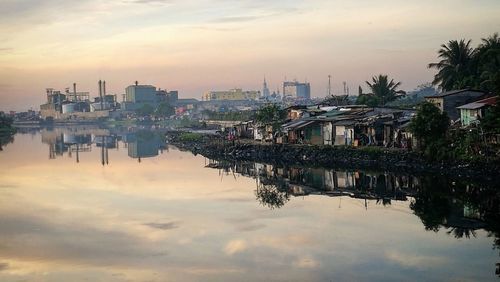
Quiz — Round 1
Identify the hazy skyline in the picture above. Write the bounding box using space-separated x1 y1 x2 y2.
1 0 499 111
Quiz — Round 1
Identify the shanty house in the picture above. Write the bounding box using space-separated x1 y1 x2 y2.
424 89 486 121
457 96 498 127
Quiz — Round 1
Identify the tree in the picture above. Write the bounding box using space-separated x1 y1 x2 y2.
365 74 402 105
135 104 154 116
0 113 13 130
475 33 500 93
155 102 175 117
481 99 500 134
255 104 285 124
409 102 450 158
356 94 380 107
428 39 475 91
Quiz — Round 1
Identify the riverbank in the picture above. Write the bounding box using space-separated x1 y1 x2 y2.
167 131 500 183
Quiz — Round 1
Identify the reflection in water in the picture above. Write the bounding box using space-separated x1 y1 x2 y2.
0 127 499 281
206 159 500 276
40 127 167 164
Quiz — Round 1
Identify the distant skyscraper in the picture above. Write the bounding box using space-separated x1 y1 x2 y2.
283 81 310 99
262 77 270 98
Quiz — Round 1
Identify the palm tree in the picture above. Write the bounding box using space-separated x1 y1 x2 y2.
428 39 475 91
365 74 402 105
476 33 500 93
479 32 500 50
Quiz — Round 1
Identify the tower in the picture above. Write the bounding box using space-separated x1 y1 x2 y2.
262 77 270 98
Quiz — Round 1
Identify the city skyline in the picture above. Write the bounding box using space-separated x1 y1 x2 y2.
1 0 500 111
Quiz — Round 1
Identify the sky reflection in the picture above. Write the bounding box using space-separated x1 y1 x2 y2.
0 129 498 281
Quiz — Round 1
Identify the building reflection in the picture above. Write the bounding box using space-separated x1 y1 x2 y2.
41 127 167 164
207 159 418 206
206 158 500 276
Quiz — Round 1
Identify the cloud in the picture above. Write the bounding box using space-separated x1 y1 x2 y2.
0 262 9 271
124 0 174 4
236 223 266 232
223 240 248 256
293 256 320 269
142 221 179 230
385 250 449 269
211 15 264 24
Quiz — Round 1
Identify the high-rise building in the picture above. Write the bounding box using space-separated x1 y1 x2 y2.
262 77 270 98
283 81 310 99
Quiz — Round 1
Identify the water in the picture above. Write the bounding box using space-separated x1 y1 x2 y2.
0 127 498 282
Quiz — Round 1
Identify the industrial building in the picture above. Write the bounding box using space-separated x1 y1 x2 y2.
121 82 179 111
40 80 119 120
202 88 260 101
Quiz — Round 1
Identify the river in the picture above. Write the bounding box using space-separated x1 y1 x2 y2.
0 126 498 281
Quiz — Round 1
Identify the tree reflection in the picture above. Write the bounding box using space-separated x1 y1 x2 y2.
409 178 451 232
0 133 14 151
255 182 290 210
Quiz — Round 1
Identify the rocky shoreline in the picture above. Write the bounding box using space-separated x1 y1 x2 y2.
166 132 500 183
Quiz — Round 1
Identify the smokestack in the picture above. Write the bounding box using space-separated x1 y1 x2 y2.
135 81 138 86
102 80 106 110
98 80 103 110
73 83 77 101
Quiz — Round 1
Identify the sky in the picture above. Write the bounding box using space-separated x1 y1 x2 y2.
0 0 499 111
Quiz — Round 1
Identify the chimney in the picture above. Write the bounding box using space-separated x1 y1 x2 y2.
98 80 103 110
73 83 77 101
135 81 138 86
103 80 106 96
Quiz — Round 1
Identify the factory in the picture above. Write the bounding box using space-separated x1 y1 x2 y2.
40 80 181 121
40 80 118 120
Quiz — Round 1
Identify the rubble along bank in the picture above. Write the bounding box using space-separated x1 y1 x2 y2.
167 132 500 183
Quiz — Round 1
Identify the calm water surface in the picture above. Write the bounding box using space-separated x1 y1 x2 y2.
0 127 498 282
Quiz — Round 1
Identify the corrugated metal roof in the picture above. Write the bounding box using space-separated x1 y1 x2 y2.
424 89 485 98
457 96 498 109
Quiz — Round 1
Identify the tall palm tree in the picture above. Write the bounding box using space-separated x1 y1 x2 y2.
476 33 500 93
428 39 475 91
365 74 402 105
479 32 500 50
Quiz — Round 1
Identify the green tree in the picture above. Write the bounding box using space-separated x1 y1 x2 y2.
0 112 15 150
409 102 450 159
356 94 380 107
428 39 475 91
481 99 500 134
255 104 285 124
365 74 402 105
475 33 500 93
135 104 154 116
155 102 175 117
0 113 13 129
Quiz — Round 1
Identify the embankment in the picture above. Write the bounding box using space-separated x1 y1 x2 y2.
167 132 500 182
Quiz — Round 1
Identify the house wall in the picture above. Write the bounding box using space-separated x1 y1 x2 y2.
304 124 323 145
334 125 354 146
460 108 480 126
322 122 333 145
425 97 444 112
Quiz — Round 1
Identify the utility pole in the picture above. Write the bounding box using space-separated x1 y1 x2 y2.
328 75 332 96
